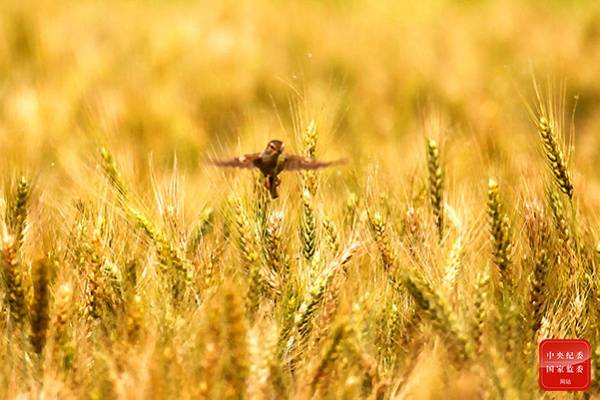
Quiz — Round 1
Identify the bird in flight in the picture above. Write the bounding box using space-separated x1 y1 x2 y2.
210 140 346 199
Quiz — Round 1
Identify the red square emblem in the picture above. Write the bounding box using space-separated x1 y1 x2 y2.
539 339 591 391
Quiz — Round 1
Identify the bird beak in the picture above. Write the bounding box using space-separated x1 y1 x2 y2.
281 144 285 151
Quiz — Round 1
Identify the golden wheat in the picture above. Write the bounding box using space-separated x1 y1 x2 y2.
1 1 599 398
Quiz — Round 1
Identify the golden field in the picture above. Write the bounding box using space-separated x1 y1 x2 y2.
1 0 600 398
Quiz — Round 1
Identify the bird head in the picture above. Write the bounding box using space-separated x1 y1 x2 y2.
263 140 284 156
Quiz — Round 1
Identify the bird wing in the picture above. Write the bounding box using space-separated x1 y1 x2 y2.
210 153 261 169
283 155 347 171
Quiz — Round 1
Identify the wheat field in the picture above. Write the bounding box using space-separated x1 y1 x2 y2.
1 0 600 398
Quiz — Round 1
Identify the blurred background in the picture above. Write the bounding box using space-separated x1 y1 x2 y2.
1 0 600 204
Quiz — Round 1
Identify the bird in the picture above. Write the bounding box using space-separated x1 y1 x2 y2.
210 139 346 199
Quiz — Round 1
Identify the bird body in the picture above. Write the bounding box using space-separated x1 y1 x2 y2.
211 140 346 199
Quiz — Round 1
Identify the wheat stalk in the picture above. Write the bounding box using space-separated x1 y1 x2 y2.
222 287 249 399
401 270 472 365
300 189 317 263
472 270 490 356
51 282 74 371
5 175 31 252
487 179 513 291
534 102 574 199
425 138 444 240
30 257 50 355
187 207 214 256
310 323 347 394
264 210 289 283
547 188 572 248
283 243 358 368
1 233 27 327
302 120 319 195
322 217 340 253
367 210 396 277
101 147 193 302
529 249 550 336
